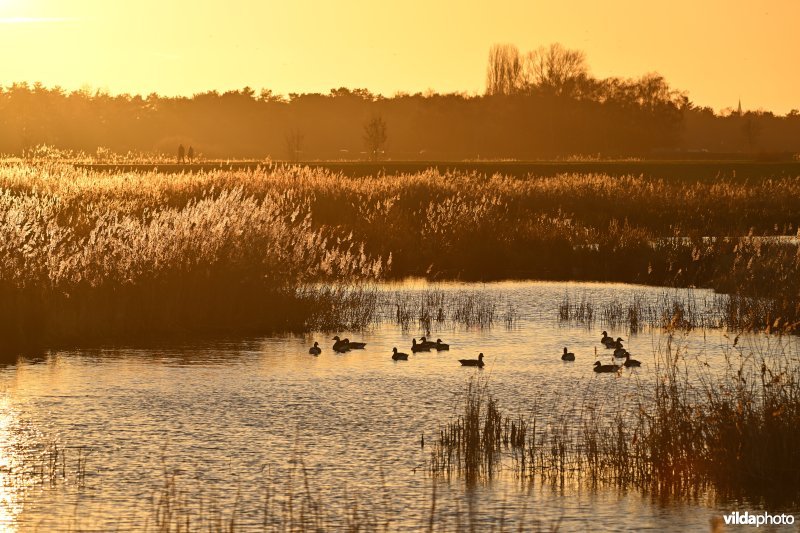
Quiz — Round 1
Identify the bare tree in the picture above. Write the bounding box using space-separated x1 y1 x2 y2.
486 44 523 95
524 43 587 96
363 116 387 161
285 129 304 162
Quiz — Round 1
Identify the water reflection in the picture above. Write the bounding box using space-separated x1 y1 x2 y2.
0 396 23 529
0 281 795 529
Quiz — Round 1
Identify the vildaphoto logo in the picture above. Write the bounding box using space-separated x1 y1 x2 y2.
723 511 795 527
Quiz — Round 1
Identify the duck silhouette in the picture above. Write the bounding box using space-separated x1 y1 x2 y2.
344 338 367 349
411 338 431 353
593 360 620 373
601 331 615 347
623 354 641 367
419 336 437 349
561 347 575 361
392 347 409 361
332 336 350 353
459 353 485 367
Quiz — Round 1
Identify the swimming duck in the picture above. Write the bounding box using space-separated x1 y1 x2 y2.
623 354 641 367
593 360 620 373
309 341 321 355
344 338 367 349
411 339 431 353
434 339 450 351
332 336 350 353
600 331 615 347
612 337 625 350
392 347 409 361
419 336 438 349
459 353 485 367
561 347 575 361
613 346 630 358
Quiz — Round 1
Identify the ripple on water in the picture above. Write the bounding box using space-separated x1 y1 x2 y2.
0 281 796 530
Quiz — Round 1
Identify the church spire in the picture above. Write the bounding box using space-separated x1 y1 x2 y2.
737 98 742 115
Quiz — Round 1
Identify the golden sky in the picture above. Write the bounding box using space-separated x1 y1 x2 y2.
1 0 798 113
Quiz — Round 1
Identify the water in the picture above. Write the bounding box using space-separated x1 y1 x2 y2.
0 281 797 531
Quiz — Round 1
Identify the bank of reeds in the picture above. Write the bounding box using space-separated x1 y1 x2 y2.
1 161 800 348
559 289 800 334
430 337 800 505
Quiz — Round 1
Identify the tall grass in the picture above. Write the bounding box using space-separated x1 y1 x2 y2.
1 160 799 348
430 337 800 506
559 289 800 334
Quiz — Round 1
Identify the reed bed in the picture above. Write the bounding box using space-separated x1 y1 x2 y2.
430 337 800 506
559 290 800 334
387 290 500 331
429 380 527 484
1 160 800 348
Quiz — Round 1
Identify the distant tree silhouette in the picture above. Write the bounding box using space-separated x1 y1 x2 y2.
0 48 798 159
486 44 523 95
363 116 388 161
523 43 588 96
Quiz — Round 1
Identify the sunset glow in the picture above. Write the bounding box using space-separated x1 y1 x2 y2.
1 0 798 113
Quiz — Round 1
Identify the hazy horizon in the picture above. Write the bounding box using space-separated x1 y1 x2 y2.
1 0 798 114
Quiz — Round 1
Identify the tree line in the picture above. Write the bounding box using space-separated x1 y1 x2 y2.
0 43 798 160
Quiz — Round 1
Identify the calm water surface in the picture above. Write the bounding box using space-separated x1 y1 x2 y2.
0 281 797 531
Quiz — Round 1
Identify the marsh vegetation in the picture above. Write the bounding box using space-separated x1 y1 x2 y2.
430 335 800 506
1 160 799 528
1 160 800 350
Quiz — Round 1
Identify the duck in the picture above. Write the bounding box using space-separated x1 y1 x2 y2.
344 338 367 349
593 360 620 373
419 336 438 349
434 339 450 351
612 337 625 350
459 353 485 367
392 347 409 361
561 347 575 361
309 341 322 356
623 354 641 367
332 336 350 353
600 331 616 347
411 338 431 353
613 346 630 358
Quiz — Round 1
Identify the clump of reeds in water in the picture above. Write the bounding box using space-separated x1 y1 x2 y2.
558 292 594 327
0 437 91 499
146 456 558 532
297 285 379 331
450 293 496 329
558 289 800 335
431 337 800 506
385 289 498 331
430 380 527 484
503 302 519 329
